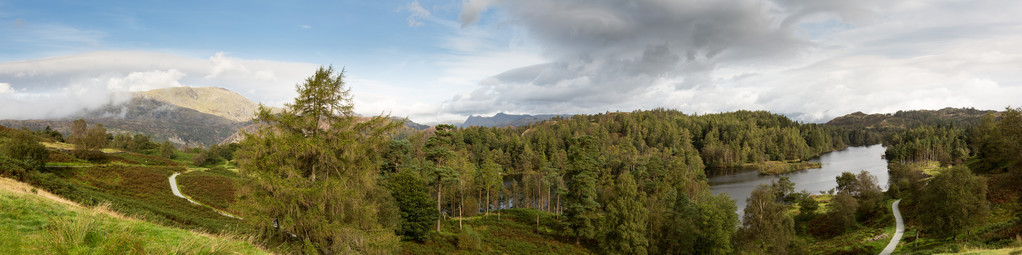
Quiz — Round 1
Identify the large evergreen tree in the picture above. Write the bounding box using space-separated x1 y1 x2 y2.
599 171 648 255
386 169 437 242
564 135 601 244
236 66 401 254
425 124 458 232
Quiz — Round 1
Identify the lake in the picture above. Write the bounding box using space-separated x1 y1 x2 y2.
708 144 889 215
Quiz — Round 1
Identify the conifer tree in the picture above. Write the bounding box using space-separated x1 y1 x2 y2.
600 171 649 255
386 168 437 242
425 124 458 232
236 66 401 254
564 135 601 244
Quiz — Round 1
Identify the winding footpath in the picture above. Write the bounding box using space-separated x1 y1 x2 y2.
169 172 242 219
879 200 904 255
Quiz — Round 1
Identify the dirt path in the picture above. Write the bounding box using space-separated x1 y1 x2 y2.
168 172 241 219
879 200 904 255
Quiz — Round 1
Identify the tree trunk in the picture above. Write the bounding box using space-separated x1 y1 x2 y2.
486 188 490 215
437 180 442 232
459 185 464 230
556 191 560 219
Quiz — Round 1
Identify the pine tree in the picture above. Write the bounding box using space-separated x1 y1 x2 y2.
600 171 649 255
386 168 437 242
236 66 401 254
564 135 601 244
425 124 458 232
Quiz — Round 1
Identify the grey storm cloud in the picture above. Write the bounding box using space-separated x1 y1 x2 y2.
441 0 873 116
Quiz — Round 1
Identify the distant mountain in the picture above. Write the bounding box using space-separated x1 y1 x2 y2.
826 107 996 130
0 87 260 147
1 97 245 148
139 87 260 122
390 117 430 130
460 113 566 128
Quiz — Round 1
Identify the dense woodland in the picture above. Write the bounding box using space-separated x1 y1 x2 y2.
1 66 1019 254
882 107 1022 252
224 67 903 253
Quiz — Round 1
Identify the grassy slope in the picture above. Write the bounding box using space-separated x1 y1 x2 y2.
891 164 1022 254
0 177 266 254
401 209 590 254
788 195 898 255
36 144 244 234
176 167 240 214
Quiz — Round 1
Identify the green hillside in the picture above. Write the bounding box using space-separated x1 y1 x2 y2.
0 177 266 254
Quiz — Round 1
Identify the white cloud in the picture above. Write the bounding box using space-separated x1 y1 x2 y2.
0 51 320 120
300 24 312 29
0 83 12 94
404 1 432 27
107 69 186 91
206 52 248 79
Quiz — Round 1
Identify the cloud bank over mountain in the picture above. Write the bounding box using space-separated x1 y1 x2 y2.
0 51 318 120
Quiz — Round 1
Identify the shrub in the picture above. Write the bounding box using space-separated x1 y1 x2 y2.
457 225 482 251
0 130 48 171
0 156 29 180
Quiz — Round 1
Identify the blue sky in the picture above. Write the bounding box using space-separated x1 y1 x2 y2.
1 0 1020 123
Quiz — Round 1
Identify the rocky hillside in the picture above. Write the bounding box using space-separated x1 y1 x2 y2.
0 97 245 147
139 87 260 122
0 87 261 147
461 112 565 128
826 107 996 131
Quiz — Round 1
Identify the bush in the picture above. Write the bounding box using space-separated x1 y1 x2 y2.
0 130 48 171
457 225 482 251
808 214 844 238
0 156 29 180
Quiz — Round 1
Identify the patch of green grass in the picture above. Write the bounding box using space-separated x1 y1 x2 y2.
753 161 823 175
0 184 265 254
937 246 1022 255
171 150 200 166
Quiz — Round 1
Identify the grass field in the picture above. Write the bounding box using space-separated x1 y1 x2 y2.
0 177 266 254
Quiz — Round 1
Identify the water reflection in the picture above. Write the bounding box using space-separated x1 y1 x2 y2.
708 144 889 215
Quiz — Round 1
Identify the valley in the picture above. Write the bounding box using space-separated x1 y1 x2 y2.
0 84 1019 254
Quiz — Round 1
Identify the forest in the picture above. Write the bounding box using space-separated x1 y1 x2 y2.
1 67 1019 254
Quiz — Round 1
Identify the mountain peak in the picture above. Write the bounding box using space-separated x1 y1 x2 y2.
138 87 259 122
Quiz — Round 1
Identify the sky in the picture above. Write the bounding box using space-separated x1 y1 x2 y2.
1 0 1020 123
